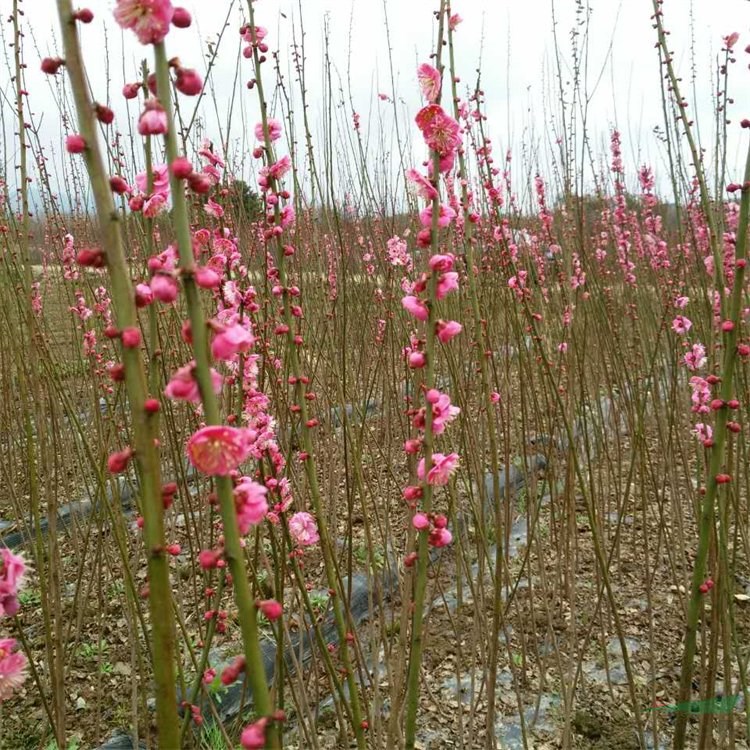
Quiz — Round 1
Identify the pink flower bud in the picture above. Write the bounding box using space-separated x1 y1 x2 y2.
109 175 130 194
121 326 141 348
129 194 144 211
412 513 430 530
404 439 421 454
258 599 283 621
41 57 65 75
436 319 462 343
188 173 212 194
408 351 426 369
151 274 179 303
428 527 453 548
138 99 168 136
402 485 423 502
73 8 94 23
241 720 268 750
65 134 86 154
425 388 441 404
134 283 153 307
107 448 133 474
171 156 193 179
195 266 221 289
95 104 115 124
172 7 192 27
76 247 105 267
175 68 203 96
144 398 160 413
122 82 140 99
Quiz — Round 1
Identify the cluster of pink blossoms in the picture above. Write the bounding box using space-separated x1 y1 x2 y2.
0 548 28 702
398 64 467 552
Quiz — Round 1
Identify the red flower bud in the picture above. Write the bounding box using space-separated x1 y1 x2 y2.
188 172 211 194
171 156 193 179
404 552 418 568
108 363 125 382
121 327 141 348
109 175 129 194
41 57 65 75
122 82 140 99
65 134 87 154
175 68 203 96
715 473 732 484
108 447 133 474
257 599 283 621
76 247 105 267
172 7 192 27
144 398 160 414
95 104 115 124
73 8 94 23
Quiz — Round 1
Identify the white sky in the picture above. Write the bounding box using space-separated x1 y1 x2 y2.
3 0 749 211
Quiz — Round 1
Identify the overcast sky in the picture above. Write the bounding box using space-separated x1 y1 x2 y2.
3 0 749 211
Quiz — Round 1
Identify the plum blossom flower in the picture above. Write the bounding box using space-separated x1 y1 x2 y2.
0 549 26 618
138 98 168 135
288 512 319 546
435 271 459 300
165 362 222 403
233 478 268 533
692 423 713 442
724 32 740 50
255 119 282 142
684 343 707 371
412 513 430 530
211 323 255 361
204 198 224 218
187 425 251 476
406 169 438 201
436 319 462 343
417 63 441 103
417 452 459 486
672 316 692 335
429 527 452 547
143 193 167 217
135 163 169 197
689 376 711 414
402 295 429 322
0 639 27 702
419 204 456 229
386 236 413 271
415 104 461 156
114 0 174 45
241 719 268 749
430 391 460 433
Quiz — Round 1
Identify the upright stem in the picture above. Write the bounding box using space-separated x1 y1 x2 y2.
54 3 179 747
404 5 447 747
445 16 512 745
673 141 750 749
151 43 277 744
243 5 368 746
